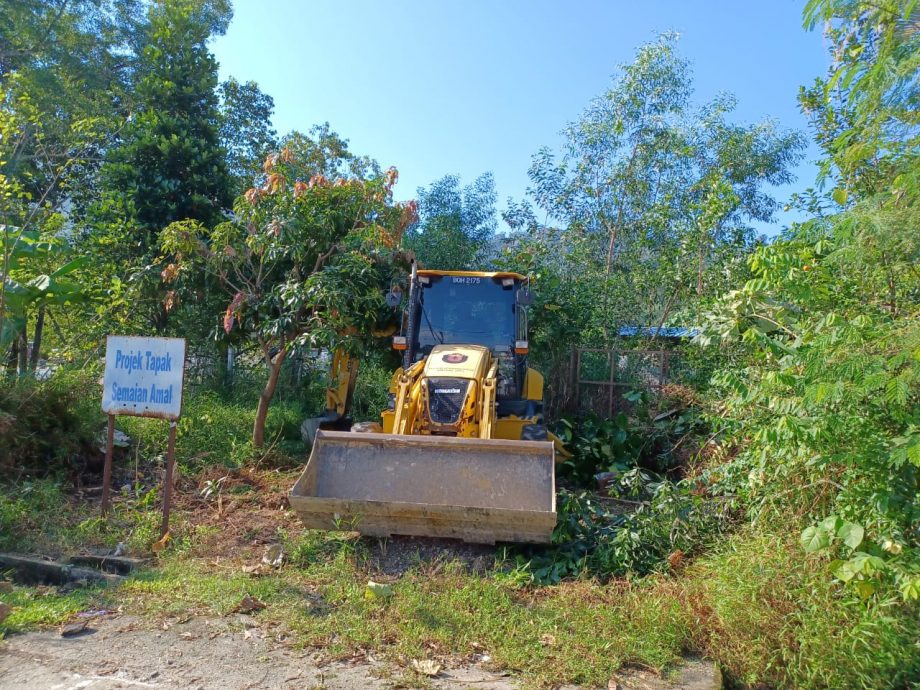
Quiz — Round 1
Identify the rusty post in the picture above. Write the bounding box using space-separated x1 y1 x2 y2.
608 349 617 417
160 420 178 538
574 347 581 412
661 350 670 395
101 414 115 516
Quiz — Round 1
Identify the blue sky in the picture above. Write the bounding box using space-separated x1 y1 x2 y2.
212 1 830 234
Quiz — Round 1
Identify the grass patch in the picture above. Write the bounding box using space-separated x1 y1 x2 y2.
2 483 917 688
118 388 305 472
686 529 920 689
112 536 691 687
0 585 102 636
0 478 171 556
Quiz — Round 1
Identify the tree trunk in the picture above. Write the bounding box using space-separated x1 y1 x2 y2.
29 304 45 371
6 335 18 376
253 347 287 448
17 329 27 374
651 283 681 346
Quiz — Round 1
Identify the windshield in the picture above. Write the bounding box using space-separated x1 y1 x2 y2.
413 275 516 357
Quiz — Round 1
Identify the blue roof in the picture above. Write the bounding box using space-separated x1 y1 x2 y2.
617 326 699 339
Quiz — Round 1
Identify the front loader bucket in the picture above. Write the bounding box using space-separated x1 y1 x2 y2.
290 431 556 544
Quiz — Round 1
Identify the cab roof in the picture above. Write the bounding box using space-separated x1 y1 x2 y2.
417 269 527 282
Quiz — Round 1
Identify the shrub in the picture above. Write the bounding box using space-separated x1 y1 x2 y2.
350 360 392 423
554 414 643 487
0 369 103 475
700 231 920 602
519 477 731 584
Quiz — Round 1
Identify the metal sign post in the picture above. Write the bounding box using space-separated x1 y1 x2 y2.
101 414 116 515
100 336 186 538
160 421 178 537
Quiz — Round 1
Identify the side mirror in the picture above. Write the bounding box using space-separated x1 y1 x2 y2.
516 289 533 306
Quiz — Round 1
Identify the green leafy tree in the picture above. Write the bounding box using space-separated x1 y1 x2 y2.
97 0 233 251
279 123 383 185
162 143 416 447
83 0 234 336
801 0 919 194
694 0 920 603
1 223 87 374
403 172 497 270
509 34 804 347
0 0 143 209
218 76 278 195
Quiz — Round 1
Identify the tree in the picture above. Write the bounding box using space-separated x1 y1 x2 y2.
162 141 417 447
0 0 134 369
692 0 920 602
280 123 382 181
96 0 233 251
0 0 144 208
801 0 920 195
1 223 87 375
403 172 497 270
82 0 234 335
219 77 278 195
512 34 804 341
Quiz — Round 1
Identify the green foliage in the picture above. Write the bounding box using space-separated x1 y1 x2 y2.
118 387 305 471
403 172 497 270
350 358 395 422
699 217 919 600
801 0 920 192
0 369 102 474
554 414 642 486
218 77 278 194
495 226 597 379
96 0 232 244
1 225 88 370
161 135 415 446
504 33 804 348
689 529 920 688
0 0 140 208
521 477 727 584
0 473 163 555
163 141 413 356
0 480 69 550
697 0 920 602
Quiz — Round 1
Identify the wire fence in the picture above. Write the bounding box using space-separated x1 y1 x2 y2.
542 346 694 419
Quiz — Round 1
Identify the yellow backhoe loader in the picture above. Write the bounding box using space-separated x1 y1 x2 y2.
290 265 559 543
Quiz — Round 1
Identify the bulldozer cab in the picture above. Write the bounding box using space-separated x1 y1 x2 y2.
409 271 524 358
405 270 531 400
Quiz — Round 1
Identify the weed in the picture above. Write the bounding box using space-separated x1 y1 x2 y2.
554 414 642 487
118 387 305 472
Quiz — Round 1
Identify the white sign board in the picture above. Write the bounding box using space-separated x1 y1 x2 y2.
102 336 186 419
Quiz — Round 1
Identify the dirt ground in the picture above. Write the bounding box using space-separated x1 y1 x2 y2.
0 613 719 690
1 614 519 690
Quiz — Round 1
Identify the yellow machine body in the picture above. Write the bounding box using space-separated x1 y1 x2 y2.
290 268 558 544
